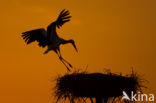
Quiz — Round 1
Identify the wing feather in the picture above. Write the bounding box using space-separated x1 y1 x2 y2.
21 28 48 47
56 9 71 28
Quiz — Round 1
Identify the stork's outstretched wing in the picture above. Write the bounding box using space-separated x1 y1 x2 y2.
56 9 71 28
22 28 48 47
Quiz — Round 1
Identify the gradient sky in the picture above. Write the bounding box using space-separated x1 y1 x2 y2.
0 0 156 103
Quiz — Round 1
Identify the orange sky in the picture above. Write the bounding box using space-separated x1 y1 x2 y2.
0 0 156 103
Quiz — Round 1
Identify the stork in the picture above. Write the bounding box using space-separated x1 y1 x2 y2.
21 9 78 71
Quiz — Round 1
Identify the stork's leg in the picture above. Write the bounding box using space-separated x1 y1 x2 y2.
54 49 70 71
61 58 73 68
60 59 71 71
57 47 73 68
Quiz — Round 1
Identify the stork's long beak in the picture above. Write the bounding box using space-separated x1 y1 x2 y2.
72 41 78 52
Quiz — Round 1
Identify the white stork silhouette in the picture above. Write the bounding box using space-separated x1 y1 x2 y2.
22 9 78 71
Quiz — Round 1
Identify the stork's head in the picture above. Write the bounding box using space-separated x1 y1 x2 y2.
61 39 78 52
70 39 78 52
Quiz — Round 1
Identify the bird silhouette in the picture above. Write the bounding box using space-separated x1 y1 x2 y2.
21 9 78 71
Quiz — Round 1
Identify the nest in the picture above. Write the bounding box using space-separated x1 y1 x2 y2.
55 70 144 103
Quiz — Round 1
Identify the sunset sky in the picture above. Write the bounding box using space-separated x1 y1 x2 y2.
0 0 156 103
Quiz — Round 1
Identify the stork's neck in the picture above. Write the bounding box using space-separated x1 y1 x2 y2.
61 39 73 44
60 39 78 52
